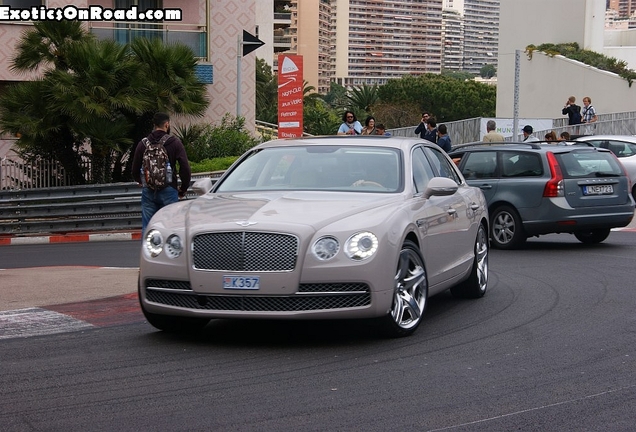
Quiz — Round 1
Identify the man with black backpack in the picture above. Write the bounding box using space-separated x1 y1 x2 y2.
562 96 582 126
132 112 191 235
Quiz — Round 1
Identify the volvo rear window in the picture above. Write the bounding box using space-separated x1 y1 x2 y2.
556 150 624 178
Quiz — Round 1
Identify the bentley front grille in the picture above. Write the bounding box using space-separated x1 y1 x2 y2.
193 232 298 271
144 283 371 312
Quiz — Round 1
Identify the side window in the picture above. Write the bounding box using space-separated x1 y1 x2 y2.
412 148 435 194
461 151 497 179
621 142 636 157
501 151 543 177
423 147 462 184
606 140 634 157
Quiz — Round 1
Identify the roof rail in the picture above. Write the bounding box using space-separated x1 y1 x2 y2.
450 141 542 151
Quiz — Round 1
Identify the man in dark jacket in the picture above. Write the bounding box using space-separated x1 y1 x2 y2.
562 96 581 125
414 112 430 139
423 118 438 144
132 112 191 235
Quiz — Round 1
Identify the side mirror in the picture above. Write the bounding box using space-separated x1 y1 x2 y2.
191 177 214 196
423 177 458 199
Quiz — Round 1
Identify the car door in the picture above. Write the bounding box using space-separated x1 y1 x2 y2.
457 150 499 204
421 146 474 286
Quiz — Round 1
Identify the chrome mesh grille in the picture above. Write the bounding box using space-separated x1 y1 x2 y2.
145 279 192 290
193 232 298 271
145 283 371 312
298 283 368 293
146 291 371 311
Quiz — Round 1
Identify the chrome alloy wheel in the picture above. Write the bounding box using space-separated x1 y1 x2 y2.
491 205 525 249
492 211 515 245
391 243 427 331
475 224 489 295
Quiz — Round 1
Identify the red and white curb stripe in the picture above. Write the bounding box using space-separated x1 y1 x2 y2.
0 293 143 340
0 231 142 246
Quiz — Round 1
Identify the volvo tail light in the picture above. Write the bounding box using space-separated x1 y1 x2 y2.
543 152 564 197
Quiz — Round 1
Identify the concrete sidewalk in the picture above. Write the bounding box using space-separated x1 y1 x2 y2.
0 266 139 311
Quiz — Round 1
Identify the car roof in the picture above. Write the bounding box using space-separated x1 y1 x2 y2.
449 141 612 154
573 135 636 143
254 135 434 152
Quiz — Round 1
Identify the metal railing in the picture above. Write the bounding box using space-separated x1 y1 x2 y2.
389 117 482 145
4 113 634 191
89 22 207 58
1 156 93 190
0 172 223 236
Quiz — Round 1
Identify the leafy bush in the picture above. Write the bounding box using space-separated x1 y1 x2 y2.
526 42 636 86
190 156 239 174
175 114 260 163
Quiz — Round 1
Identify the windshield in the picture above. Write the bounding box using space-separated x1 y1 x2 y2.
216 145 403 193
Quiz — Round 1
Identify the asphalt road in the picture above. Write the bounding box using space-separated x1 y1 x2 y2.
1 233 636 431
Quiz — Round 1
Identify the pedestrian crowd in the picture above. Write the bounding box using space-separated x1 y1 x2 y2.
337 110 456 150
338 93 599 150
337 112 392 136
482 94 599 143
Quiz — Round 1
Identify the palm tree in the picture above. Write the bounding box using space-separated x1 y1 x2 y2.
347 84 379 114
11 20 91 73
0 21 209 184
125 38 209 177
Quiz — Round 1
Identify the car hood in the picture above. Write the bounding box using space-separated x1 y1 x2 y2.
172 191 403 233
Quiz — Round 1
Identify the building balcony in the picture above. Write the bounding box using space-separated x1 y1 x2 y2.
274 12 292 22
273 35 291 49
89 22 207 59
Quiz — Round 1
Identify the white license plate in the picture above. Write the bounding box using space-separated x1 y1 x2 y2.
583 185 613 195
223 276 260 290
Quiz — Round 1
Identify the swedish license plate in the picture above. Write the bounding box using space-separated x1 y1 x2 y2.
583 184 613 195
223 276 260 290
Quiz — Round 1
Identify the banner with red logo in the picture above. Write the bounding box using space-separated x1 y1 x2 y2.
277 54 303 138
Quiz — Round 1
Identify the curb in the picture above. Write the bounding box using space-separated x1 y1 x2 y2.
0 231 142 246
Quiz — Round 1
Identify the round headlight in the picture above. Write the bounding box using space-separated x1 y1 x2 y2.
145 229 163 257
345 232 378 261
312 236 340 260
164 234 183 259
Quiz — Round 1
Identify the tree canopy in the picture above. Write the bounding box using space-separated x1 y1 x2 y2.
0 21 209 184
256 65 497 135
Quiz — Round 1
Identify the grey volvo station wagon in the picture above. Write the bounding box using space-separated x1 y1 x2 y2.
449 142 635 249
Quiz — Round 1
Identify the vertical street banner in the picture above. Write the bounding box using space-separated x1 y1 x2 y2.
277 55 303 138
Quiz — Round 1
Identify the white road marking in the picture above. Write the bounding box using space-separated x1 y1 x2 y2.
0 307 93 340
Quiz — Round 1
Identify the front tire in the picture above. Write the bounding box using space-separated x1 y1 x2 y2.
451 223 489 299
490 205 526 249
379 240 428 338
574 228 610 244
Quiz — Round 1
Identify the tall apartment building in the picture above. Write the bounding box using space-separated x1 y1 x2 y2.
255 0 292 73
442 9 464 71
331 0 444 87
288 0 333 94
261 0 501 94
609 0 636 17
462 0 499 75
285 0 443 92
